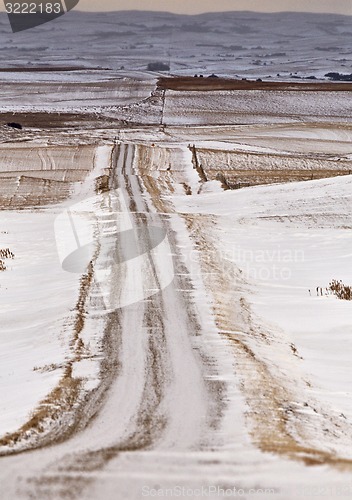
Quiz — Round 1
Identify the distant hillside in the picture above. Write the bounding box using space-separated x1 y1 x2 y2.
0 10 351 78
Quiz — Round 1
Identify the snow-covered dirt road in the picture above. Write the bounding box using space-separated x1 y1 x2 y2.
1 136 352 499
0 142 224 499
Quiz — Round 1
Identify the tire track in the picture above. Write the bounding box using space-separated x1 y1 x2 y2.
0 141 216 500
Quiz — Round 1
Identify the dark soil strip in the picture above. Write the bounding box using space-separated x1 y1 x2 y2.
158 77 352 92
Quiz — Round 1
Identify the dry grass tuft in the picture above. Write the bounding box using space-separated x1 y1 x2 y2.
329 279 352 301
95 174 110 194
0 247 15 272
0 260 96 454
0 371 82 449
0 248 14 259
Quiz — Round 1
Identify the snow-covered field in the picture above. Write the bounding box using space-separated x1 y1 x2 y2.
0 9 352 499
0 145 112 440
164 90 352 125
174 174 352 420
0 210 78 435
2 131 352 499
1 10 352 80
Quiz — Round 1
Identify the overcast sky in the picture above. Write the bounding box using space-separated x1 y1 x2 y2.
75 0 352 15
0 0 350 14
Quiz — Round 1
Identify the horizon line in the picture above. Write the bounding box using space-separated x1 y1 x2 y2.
69 8 352 16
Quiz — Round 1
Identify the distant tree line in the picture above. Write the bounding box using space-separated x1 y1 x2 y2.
325 72 352 82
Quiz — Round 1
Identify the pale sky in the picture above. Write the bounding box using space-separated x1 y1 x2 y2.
75 0 352 15
0 0 351 15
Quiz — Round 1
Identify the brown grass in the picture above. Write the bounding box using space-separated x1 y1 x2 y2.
183 214 352 470
0 111 105 129
329 280 352 301
95 174 110 194
0 248 15 259
0 371 82 448
0 261 96 454
0 247 15 272
207 169 351 188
